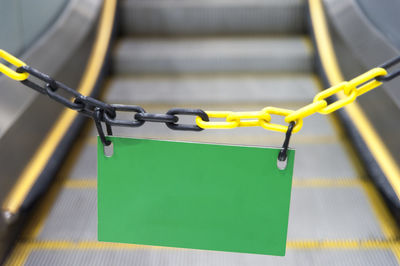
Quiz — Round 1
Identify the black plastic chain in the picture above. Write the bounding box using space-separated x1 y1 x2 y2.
376 54 400 82
166 108 209 131
94 108 113 146
278 121 295 162
16 65 209 146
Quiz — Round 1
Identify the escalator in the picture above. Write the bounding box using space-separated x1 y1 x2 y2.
4 0 400 265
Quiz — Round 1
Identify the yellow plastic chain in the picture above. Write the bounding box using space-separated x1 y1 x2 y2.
0 49 387 134
196 68 387 133
0 50 29 81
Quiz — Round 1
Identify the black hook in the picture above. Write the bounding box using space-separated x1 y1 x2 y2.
93 108 113 146
278 121 295 162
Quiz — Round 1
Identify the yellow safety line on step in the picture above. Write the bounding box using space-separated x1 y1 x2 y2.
64 179 98 188
292 178 363 187
287 240 400 249
5 239 400 266
63 178 365 189
10 239 400 251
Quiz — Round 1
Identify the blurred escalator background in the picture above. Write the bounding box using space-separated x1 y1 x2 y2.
1 0 400 265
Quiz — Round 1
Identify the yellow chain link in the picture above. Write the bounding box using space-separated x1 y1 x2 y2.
0 49 29 81
260 107 303 133
197 67 387 133
196 107 303 133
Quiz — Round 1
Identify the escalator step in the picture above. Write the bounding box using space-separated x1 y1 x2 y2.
120 0 306 35
36 186 383 242
113 37 312 74
105 74 318 104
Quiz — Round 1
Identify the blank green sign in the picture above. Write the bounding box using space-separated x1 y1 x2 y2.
98 137 294 256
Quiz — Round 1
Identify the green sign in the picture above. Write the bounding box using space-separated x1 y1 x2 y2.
98 137 294 256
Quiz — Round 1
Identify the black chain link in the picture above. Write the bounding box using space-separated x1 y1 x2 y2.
166 108 209 131
376 54 400 82
278 121 295 162
16 65 210 146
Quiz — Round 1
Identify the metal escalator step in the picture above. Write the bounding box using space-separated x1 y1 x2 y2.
113 37 312 74
287 186 384 240
24 248 398 266
37 186 382 242
120 0 306 35
105 74 318 104
37 189 97 241
67 141 356 180
293 143 357 178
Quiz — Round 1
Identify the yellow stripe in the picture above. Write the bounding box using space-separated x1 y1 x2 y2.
64 178 364 189
309 0 400 200
4 243 31 266
309 0 343 84
345 105 400 197
2 0 117 215
7 239 400 251
64 179 97 188
6 239 399 266
288 240 399 249
292 178 363 187
309 0 400 262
